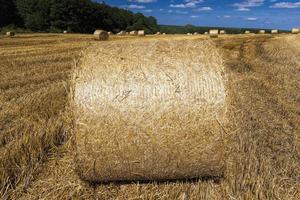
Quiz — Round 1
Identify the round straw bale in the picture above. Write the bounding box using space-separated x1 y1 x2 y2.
209 30 219 38
93 30 109 41
259 30 265 34
193 32 198 35
130 30 137 35
108 32 112 35
292 28 300 34
244 30 251 34
117 31 126 36
156 32 161 35
271 30 278 34
73 39 227 182
162 33 166 35
138 30 145 36
6 32 15 37
204 32 208 35
219 30 226 34
63 30 68 34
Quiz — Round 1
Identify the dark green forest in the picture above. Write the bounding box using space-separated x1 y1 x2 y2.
0 0 288 34
0 0 159 34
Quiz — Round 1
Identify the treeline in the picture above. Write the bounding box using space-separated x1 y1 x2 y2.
160 25 288 34
0 0 159 34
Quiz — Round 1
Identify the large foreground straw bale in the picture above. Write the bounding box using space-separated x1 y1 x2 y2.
93 30 109 41
74 39 227 182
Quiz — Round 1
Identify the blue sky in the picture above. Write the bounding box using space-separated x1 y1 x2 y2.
102 0 300 30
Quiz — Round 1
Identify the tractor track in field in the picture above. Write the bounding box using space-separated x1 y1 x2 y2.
215 35 300 199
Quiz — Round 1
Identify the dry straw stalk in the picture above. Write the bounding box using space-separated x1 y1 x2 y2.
73 39 228 182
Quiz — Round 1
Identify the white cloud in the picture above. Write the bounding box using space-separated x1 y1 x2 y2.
143 9 153 12
170 0 204 8
271 2 300 8
194 6 213 11
237 7 251 11
234 0 265 11
190 15 200 18
246 17 258 21
124 4 145 9
128 0 156 3
176 10 189 14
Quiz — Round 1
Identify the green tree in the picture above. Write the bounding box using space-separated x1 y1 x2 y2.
3 0 160 34
0 0 22 27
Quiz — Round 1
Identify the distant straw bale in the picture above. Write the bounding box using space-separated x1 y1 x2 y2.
220 30 226 34
156 32 161 35
63 30 68 34
6 32 15 37
259 30 265 34
130 31 137 36
271 30 278 34
245 31 250 34
117 31 126 36
73 39 228 182
204 32 208 35
93 30 109 41
193 32 198 35
108 32 112 35
292 28 300 34
162 33 166 35
209 30 219 38
138 30 145 36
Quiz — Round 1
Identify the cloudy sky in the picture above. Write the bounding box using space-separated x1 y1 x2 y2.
102 0 300 30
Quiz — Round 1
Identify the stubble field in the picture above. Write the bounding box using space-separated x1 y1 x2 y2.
0 33 299 199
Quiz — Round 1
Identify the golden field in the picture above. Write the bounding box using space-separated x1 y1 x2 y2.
0 33 299 199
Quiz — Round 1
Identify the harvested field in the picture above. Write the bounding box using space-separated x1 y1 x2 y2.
0 33 299 199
